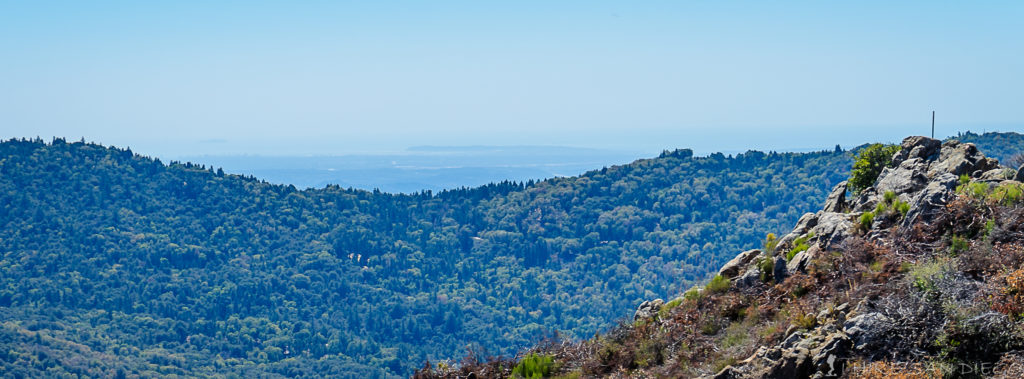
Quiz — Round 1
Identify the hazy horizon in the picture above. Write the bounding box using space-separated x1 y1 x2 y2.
3 2 1022 159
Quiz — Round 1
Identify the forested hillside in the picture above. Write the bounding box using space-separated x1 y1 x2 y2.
418 133 1024 378
0 132 1018 377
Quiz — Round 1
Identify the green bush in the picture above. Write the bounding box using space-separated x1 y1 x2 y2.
874 191 910 220
909 258 948 296
793 313 817 330
992 182 1024 205
874 201 887 214
858 212 875 232
705 274 731 294
757 257 775 283
950 235 968 256
895 200 910 217
763 233 778 257
883 190 897 203
958 181 990 199
658 298 684 318
683 287 702 301
849 144 900 194
510 353 555 378
785 232 814 261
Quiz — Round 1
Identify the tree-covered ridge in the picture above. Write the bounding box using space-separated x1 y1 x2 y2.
0 136 861 377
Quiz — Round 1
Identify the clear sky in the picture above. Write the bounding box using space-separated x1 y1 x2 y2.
1 1 1021 157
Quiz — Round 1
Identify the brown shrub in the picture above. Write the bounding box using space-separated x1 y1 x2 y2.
992 267 1024 319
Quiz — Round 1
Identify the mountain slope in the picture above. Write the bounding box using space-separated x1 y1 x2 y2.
423 134 1024 378
0 138 851 377
0 132 1018 378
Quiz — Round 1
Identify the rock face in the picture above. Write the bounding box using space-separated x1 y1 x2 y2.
844 313 893 351
901 173 958 228
779 213 818 250
736 265 763 288
633 299 664 321
772 256 789 283
979 168 1012 182
892 135 941 163
719 249 762 279
786 245 819 276
852 137 996 213
821 181 848 213
808 212 854 250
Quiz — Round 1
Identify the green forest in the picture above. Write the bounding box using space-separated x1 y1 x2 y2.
0 132 1020 378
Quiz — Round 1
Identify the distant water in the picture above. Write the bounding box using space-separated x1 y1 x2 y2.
179 146 644 193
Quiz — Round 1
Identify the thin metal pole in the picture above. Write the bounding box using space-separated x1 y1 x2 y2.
931 111 935 139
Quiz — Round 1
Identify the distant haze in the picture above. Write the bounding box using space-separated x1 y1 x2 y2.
1 2 1021 157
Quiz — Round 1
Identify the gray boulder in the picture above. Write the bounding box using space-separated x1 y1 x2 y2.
901 173 958 228
1016 164 1024 182
736 265 763 288
719 249 762 279
766 347 812 379
779 213 819 250
773 256 789 283
633 299 664 321
811 333 851 378
979 168 1014 182
821 181 848 213
809 212 854 250
892 135 941 163
787 245 819 275
874 158 929 196
925 140 998 179
843 312 893 351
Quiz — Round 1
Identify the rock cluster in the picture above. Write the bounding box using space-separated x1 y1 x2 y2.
711 303 854 379
633 298 664 322
851 137 1000 217
703 136 1019 378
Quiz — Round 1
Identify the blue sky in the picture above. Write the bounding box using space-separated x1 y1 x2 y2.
1 1 1021 157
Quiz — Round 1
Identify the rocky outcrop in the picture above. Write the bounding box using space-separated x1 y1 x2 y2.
925 140 998 179
719 249 762 279
901 173 958 228
633 299 664 321
1016 164 1024 182
711 325 853 379
736 265 763 288
892 135 941 163
808 212 854 250
697 136 1019 379
786 245 819 275
980 168 1013 182
779 213 818 250
772 256 789 283
821 181 848 213
843 312 893 351
851 137 997 213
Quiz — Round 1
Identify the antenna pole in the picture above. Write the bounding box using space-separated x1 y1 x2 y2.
931 111 935 139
